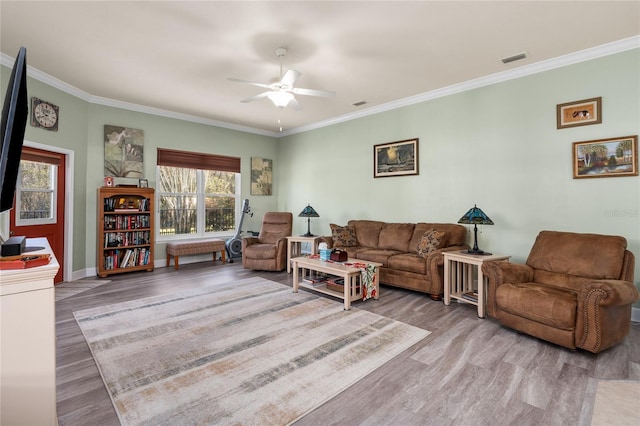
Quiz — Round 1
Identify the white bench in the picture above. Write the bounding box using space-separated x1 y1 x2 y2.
166 238 226 270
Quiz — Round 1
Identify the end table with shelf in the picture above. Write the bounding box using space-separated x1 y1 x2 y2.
286 236 320 273
443 251 510 318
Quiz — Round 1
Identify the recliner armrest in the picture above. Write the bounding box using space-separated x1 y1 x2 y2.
242 236 259 249
579 279 640 307
577 279 640 353
482 262 534 318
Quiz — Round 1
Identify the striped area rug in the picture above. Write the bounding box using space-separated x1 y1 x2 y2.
74 277 430 425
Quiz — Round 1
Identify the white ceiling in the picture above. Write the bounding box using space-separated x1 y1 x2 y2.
1 1 639 136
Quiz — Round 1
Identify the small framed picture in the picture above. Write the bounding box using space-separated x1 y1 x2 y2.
104 176 114 187
572 135 637 179
374 138 419 178
557 97 602 129
138 179 149 188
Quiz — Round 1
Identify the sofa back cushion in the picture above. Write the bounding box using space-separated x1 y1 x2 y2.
526 230 627 280
347 220 384 248
378 223 415 252
409 223 467 253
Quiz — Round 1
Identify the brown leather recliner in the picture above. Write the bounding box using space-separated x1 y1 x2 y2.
242 212 292 271
482 230 638 353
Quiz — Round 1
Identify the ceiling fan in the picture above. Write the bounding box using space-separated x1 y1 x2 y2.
228 47 335 110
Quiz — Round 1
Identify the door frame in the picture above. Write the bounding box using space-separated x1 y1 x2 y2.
1 140 74 282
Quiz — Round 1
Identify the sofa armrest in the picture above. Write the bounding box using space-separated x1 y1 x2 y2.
422 245 469 296
318 236 333 248
481 261 534 318
576 279 640 353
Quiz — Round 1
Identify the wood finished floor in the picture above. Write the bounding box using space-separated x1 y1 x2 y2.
55 261 640 425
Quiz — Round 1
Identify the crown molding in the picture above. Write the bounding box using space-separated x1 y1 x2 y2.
3 36 638 139
88 96 277 137
281 35 639 137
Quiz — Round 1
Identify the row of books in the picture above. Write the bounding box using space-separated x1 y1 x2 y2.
104 214 150 230
461 291 478 303
104 231 151 248
302 274 361 292
104 197 150 212
103 248 150 270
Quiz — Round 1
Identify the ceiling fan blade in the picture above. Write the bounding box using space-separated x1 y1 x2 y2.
291 87 336 97
227 77 270 89
288 97 302 110
280 69 301 86
240 92 270 103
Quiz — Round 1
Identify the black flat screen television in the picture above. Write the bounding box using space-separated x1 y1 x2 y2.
0 47 28 213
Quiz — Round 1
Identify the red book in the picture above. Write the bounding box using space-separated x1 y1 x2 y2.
0 254 51 270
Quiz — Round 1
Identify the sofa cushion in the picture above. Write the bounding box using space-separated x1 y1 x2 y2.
378 223 415 252
416 230 446 258
387 253 427 275
496 282 577 330
355 249 402 267
409 223 466 253
348 220 384 248
526 230 627 280
329 224 357 247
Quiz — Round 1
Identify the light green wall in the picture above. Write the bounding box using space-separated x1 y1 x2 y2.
2 49 639 308
278 49 640 305
85 105 278 270
0 69 89 271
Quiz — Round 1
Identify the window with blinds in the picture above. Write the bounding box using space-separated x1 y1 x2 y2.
156 149 241 238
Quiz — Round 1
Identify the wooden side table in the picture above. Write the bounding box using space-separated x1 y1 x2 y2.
443 251 510 318
286 236 320 273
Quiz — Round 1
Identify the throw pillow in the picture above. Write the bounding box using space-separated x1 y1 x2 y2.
417 230 446 258
330 224 357 247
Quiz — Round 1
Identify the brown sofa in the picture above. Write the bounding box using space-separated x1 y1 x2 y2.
321 220 469 299
482 230 638 353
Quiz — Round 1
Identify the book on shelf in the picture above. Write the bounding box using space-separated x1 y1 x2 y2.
303 274 328 286
461 291 479 303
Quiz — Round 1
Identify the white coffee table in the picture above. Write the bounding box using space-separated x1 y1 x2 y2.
291 256 381 310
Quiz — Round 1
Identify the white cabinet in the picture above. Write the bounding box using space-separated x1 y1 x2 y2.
1 238 59 425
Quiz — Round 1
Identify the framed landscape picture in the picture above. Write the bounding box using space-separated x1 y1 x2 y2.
374 138 419 178
572 135 637 179
557 97 602 129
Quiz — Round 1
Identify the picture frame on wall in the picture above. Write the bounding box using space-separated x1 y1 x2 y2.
250 157 273 195
557 97 602 129
572 135 637 179
374 138 419 178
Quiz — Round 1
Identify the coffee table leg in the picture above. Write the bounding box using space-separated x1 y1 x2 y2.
292 261 299 293
343 273 351 310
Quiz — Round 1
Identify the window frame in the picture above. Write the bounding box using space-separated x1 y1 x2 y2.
156 166 241 241
15 159 58 226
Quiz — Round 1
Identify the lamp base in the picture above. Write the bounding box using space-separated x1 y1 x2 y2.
301 233 315 237
466 249 492 256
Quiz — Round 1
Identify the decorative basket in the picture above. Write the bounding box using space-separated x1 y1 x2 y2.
330 249 348 262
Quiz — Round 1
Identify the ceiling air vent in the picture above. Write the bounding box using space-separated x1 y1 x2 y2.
501 52 528 64
352 100 367 107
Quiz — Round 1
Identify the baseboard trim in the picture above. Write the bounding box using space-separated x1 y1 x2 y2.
632 307 640 323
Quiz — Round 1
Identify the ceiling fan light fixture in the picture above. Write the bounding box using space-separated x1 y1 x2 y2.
267 90 294 108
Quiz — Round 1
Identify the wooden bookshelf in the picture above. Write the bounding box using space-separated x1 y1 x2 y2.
97 187 154 278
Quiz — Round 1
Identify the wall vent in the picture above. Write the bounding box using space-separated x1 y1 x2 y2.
352 100 367 107
501 52 528 64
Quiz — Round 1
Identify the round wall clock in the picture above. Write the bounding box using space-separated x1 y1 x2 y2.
31 97 59 131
